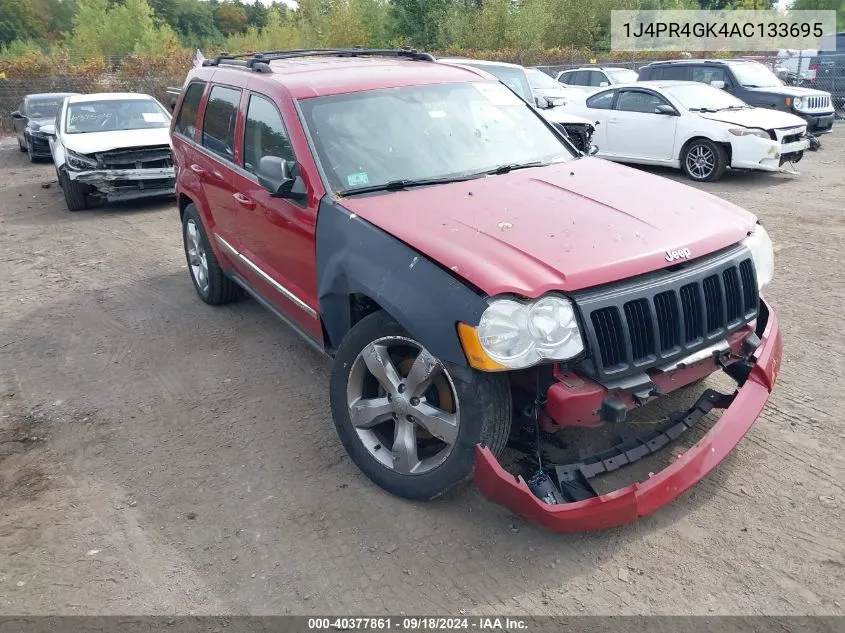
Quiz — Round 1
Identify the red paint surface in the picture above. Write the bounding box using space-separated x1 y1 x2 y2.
343 158 755 297
474 301 782 532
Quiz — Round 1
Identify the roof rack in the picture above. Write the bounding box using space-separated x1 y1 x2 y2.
203 47 436 73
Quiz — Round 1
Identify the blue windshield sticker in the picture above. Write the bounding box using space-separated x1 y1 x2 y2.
347 172 369 187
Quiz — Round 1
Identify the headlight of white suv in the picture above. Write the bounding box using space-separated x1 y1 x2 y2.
741 224 774 291
793 96 804 110
466 296 584 370
66 149 98 170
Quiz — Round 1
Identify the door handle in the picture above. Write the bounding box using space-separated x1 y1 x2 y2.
233 192 256 210
189 164 205 175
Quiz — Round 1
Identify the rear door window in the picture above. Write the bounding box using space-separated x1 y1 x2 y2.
243 93 295 175
659 66 690 80
202 85 241 161
589 71 609 86
587 90 615 109
174 81 206 139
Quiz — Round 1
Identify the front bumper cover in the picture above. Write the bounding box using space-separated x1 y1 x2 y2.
474 299 782 532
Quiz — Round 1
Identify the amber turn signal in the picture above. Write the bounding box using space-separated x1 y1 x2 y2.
457 323 508 372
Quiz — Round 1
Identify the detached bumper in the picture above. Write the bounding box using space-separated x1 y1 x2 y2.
474 300 782 533
69 167 176 202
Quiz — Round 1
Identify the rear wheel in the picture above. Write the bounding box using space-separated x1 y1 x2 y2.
330 310 512 500
59 169 89 211
181 204 241 305
682 139 727 182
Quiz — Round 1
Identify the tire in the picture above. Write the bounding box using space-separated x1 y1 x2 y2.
59 169 89 211
181 204 241 305
27 139 37 163
330 310 512 501
682 138 728 182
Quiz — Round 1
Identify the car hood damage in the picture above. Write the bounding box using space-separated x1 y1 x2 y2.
63 127 172 155
698 108 807 130
340 158 756 297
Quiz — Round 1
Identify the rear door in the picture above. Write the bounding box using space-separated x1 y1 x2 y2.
230 88 322 340
604 89 678 161
582 89 616 149
195 84 242 244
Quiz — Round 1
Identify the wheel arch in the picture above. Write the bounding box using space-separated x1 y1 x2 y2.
316 197 487 366
680 135 732 165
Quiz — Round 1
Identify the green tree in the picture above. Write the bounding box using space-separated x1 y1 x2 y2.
391 0 449 48
215 1 249 35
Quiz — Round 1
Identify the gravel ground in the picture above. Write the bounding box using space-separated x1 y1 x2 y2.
0 132 843 616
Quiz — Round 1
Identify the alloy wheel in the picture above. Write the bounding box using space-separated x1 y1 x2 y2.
185 219 209 294
686 144 716 180
346 336 460 475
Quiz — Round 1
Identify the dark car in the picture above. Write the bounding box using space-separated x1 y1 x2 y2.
169 48 781 533
11 92 78 162
638 59 835 135
809 32 845 117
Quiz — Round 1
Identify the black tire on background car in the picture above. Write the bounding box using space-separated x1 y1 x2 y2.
27 139 38 163
59 169 89 211
681 138 728 182
330 310 512 501
181 203 241 305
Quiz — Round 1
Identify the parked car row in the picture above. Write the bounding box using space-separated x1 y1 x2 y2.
164 48 782 532
10 91 175 211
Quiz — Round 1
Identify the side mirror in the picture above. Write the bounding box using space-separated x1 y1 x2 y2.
257 156 306 200
654 104 678 115
535 96 550 109
40 123 56 137
599 81 609 87
588 144 600 156
11 110 23 119
710 80 726 90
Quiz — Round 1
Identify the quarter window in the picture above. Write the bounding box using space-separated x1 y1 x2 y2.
243 94 294 174
174 81 206 139
202 85 241 161
586 90 615 109
616 91 668 113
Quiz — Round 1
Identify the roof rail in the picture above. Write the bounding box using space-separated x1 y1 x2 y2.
203 47 436 73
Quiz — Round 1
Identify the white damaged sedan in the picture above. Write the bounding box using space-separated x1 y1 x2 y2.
42 93 175 211
562 80 811 181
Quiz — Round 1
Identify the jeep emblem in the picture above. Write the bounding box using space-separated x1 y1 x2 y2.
665 248 691 262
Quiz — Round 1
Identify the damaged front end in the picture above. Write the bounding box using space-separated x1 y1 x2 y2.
554 122 596 154
66 145 176 203
475 300 783 532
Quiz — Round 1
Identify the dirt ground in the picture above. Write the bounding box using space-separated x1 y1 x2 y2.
0 131 843 617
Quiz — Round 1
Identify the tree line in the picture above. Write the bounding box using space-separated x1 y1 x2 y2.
1 0 842 63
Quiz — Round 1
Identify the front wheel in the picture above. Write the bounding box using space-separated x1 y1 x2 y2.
59 169 89 211
682 139 727 182
330 311 512 500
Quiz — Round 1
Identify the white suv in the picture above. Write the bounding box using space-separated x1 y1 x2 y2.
556 67 639 93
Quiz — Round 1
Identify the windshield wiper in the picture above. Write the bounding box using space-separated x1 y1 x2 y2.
483 160 550 175
689 107 720 113
337 174 482 196
718 105 750 110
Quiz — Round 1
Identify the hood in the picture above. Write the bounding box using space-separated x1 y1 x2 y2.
341 158 755 297
744 85 830 98
63 127 171 155
27 117 55 130
541 109 594 126
699 107 807 130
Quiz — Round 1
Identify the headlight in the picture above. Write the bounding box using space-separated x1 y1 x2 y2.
741 224 774 291
729 128 771 140
466 296 584 370
66 149 97 170
793 96 804 110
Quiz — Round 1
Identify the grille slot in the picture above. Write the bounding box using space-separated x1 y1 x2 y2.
722 267 742 324
590 308 625 368
679 283 703 342
702 275 724 333
654 291 680 351
624 299 654 363
739 259 758 313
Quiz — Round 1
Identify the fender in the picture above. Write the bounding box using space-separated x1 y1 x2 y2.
316 196 488 366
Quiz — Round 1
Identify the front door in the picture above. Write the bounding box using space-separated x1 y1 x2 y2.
230 91 322 340
605 89 678 161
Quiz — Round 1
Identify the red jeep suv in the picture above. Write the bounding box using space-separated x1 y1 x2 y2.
169 49 782 532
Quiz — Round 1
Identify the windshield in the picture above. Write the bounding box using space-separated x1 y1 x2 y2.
663 83 748 110
605 68 638 83
65 98 170 134
299 82 574 194
729 62 783 88
26 98 64 119
526 68 563 91
460 63 532 102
